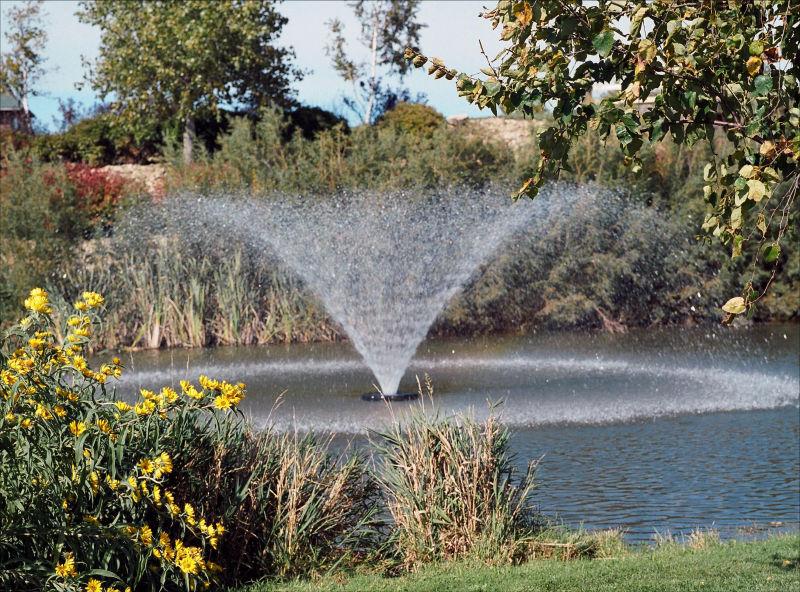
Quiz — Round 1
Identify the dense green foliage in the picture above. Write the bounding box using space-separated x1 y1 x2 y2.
77 0 301 162
33 111 162 166
0 150 137 324
407 0 799 319
376 102 445 138
236 535 800 592
2 105 797 345
165 107 509 194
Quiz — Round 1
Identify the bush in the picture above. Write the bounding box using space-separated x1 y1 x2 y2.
0 288 382 589
376 102 445 138
373 381 537 568
172 428 380 584
33 113 161 166
166 107 513 194
0 288 231 590
0 150 139 326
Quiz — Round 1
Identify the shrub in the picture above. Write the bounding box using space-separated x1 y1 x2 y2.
64 164 132 229
0 287 382 589
165 107 513 194
372 381 538 568
376 102 445 138
33 113 161 166
0 149 140 326
0 288 237 590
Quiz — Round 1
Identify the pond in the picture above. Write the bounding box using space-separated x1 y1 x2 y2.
113 323 800 541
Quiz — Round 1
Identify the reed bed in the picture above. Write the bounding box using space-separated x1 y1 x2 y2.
47 241 340 351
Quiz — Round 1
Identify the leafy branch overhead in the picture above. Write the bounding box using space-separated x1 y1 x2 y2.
405 0 799 321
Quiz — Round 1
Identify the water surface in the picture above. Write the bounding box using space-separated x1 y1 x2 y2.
113 323 800 540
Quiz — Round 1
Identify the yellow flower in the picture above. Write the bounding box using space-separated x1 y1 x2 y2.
140 525 153 546
154 452 173 477
24 288 51 314
174 541 204 575
55 551 77 578
53 405 67 418
28 336 46 349
96 418 112 435
82 291 105 308
74 300 88 311
160 386 178 404
213 394 233 410
89 471 100 494
184 503 196 525
1 369 16 385
199 375 220 391
35 404 53 421
114 401 132 412
69 421 87 436
138 458 154 474
105 475 119 490
180 380 204 400
134 400 156 416
85 577 102 592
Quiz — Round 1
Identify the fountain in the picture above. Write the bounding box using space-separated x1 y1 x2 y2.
138 186 541 399
248 188 540 398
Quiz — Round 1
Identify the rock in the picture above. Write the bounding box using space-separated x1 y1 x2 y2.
99 163 167 198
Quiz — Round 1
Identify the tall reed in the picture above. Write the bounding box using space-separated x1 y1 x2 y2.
372 380 538 568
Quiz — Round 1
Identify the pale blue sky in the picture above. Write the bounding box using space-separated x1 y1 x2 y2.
0 0 505 129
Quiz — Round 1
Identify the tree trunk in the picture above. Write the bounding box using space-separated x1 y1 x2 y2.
364 11 379 125
182 115 196 164
20 94 32 134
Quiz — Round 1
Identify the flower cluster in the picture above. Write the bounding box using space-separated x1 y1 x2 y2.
1 288 245 591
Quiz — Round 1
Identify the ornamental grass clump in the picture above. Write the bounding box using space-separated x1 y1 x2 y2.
170 427 381 585
0 288 243 591
373 383 538 569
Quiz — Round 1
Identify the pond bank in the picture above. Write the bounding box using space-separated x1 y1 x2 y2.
233 535 800 592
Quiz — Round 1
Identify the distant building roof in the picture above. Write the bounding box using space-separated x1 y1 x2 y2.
0 93 23 111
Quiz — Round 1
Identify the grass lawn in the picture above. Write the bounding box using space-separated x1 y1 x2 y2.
234 535 799 592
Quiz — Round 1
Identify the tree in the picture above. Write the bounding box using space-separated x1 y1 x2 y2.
77 0 301 163
0 0 48 132
326 1 425 124
406 1 799 320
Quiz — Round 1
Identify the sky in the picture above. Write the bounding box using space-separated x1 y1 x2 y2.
0 0 506 129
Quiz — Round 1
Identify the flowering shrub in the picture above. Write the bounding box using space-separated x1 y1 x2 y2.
0 288 245 591
64 164 131 229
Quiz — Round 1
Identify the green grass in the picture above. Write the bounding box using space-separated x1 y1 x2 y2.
233 535 799 592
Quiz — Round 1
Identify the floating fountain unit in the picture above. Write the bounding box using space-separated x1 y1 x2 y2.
360 390 418 402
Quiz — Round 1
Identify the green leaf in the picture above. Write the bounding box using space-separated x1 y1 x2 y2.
753 74 772 96
763 243 781 263
483 80 501 97
593 29 614 58
732 235 744 258
721 296 746 314
748 41 764 56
